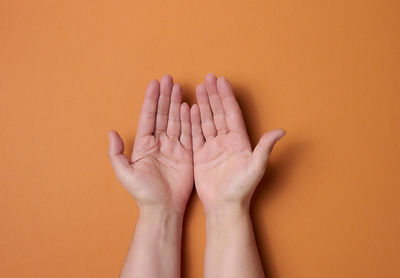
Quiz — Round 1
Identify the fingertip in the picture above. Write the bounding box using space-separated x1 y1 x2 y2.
218 75 229 82
161 74 173 83
108 130 116 157
173 82 181 91
216 76 235 99
273 128 286 141
205 72 217 83
148 79 160 88
160 74 174 96
217 76 232 88
108 130 114 139
145 79 160 99
254 130 285 159
181 101 190 111
107 132 130 174
196 84 209 103
180 102 190 121
190 103 199 115
171 83 183 102
190 104 201 125
108 130 119 143
196 83 206 94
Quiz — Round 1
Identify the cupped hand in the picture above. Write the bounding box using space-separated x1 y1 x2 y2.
191 73 285 214
108 75 193 215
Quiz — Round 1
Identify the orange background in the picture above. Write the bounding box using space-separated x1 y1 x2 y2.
1 0 399 277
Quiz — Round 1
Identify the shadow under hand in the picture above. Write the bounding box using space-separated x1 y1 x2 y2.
233 83 310 278
251 141 309 277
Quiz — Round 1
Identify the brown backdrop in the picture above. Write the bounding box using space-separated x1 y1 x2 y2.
1 0 399 277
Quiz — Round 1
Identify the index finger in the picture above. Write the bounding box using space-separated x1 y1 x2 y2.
216 76 247 134
136 79 160 137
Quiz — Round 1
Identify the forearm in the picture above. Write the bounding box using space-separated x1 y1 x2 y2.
120 209 183 278
204 206 265 278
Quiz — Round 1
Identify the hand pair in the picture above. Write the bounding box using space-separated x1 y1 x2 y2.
108 73 285 278
108 73 285 217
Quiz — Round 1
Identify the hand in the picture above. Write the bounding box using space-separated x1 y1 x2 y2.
108 75 193 215
191 73 285 214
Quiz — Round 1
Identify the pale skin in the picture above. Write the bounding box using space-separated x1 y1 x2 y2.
108 75 193 278
108 73 285 278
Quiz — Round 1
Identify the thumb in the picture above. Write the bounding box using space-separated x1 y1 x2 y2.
108 130 132 177
249 129 286 174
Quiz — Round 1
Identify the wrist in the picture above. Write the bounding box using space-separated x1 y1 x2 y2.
204 200 250 218
205 204 252 244
205 203 250 225
136 207 184 246
138 206 184 222
138 202 186 217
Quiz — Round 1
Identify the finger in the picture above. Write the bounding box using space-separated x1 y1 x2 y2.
190 104 205 151
205 73 228 134
249 129 286 174
179 102 192 150
196 83 217 138
108 130 132 178
216 76 247 134
155 74 173 135
166 83 182 138
136 79 160 137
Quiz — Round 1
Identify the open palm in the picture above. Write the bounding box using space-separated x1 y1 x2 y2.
108 75 193 214
191 74 285 213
